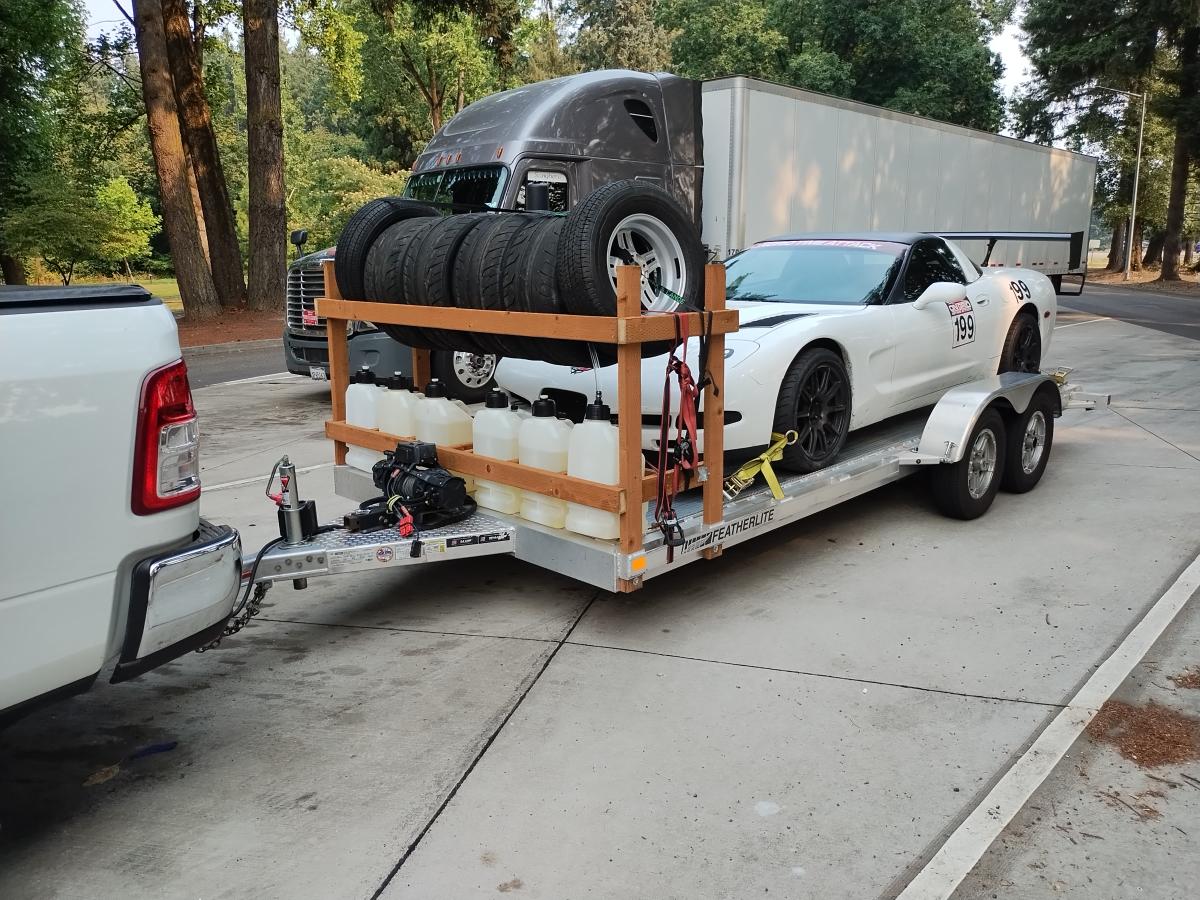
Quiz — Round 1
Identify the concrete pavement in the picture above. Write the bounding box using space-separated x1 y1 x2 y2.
1 311 1198 899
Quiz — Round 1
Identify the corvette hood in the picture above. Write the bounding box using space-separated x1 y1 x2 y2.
731 300 868 330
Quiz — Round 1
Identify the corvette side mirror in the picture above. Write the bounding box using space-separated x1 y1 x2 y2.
913 281 967 310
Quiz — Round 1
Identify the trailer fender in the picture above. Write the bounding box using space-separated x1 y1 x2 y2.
903 373 1057 466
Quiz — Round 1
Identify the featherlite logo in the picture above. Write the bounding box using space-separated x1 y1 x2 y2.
681 509 775 553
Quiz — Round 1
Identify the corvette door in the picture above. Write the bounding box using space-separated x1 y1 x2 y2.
886 239 977 406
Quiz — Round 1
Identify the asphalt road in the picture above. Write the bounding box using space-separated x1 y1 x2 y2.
1062 282 1200 341
183 341 290 388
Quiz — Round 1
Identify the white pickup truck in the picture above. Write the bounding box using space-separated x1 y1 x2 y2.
0 283 242 725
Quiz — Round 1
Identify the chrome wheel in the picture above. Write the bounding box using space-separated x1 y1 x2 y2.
606 213 687 311
967 428 998 499
450 351 497 390
1020 410 1047 475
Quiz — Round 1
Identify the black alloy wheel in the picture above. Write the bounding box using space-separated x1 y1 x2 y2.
774 347 852 473
1000 313 1042 374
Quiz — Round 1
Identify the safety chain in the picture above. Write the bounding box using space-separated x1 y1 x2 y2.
195 581 271 653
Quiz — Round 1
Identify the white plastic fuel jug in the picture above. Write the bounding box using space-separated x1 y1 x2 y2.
472 388 522 514
565 394 624 539
519 394 573 528
416 378 475 491
345 366 383 471
376 371 421 438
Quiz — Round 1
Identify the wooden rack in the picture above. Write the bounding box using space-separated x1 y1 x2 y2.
317 258 738 584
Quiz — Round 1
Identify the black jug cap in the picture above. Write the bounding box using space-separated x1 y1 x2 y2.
384 371 411 390
485 387 510 409
350 366 376 385
531 394 556 417
424 378 447 398
584 400 611 421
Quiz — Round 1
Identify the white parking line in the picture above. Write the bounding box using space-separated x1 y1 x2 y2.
896 548 1200 900
1055 316 1111 330
203 462 333 492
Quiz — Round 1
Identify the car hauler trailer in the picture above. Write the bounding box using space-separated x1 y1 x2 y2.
233 262 1103 612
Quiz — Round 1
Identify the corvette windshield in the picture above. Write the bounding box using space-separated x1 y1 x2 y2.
725 240 906 305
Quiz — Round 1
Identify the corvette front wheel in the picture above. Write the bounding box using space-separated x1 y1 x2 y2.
773 347 851 473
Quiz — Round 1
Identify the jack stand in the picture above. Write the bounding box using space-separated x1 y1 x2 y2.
266 455 319 589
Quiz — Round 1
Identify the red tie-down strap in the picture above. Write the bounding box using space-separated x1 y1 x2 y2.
654 314 702 561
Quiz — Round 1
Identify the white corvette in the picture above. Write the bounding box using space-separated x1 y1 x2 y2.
496 233 1056 472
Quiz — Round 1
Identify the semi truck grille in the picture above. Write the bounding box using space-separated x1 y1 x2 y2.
286 263 328 336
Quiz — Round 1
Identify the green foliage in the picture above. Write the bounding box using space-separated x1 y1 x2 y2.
569 0 675 72
2 173 158 283
659 0 784 80
288 151 410 248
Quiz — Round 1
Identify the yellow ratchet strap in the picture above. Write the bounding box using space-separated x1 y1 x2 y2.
722 431 799 501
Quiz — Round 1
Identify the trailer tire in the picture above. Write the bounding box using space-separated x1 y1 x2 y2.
557 180 703 317
336 198 437 301
999 312 1041 374
931 408 1007 520
773 347 852 473
1001 392 1055 493
405 214 491 353
473 214 543 357
367 217 438 349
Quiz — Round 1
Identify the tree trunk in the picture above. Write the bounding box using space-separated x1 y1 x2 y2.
132 0 220 320
184 142 210 265
163 0 246 307
0 254 26 284
1106 218 1126 272
243 0 287 311
1185 237 1195 267
1130 218 1143 272
1161 27 1198 282
1142 231 1165 267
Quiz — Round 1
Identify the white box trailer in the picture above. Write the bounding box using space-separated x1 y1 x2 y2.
699 77 1097 276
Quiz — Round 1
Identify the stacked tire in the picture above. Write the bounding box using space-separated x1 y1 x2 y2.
333 181 705 367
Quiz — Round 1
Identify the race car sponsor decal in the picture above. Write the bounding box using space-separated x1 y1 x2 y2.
947 298 975 348
681 509 775 554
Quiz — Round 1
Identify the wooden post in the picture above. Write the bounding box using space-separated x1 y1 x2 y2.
616 266 644 555
701 263 726 531
412 348 432 390
323 259 348 465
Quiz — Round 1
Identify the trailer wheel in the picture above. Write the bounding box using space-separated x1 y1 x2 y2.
773 347 851 473
931 408 1007 519
999 312 1041 373
336 198 437 301
558 180 703 316
1001 393 1055 493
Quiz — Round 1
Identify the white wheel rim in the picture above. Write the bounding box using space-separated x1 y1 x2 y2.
1021 411 1046 474
967 428 998 500
452 351 496 389
606 213 687 311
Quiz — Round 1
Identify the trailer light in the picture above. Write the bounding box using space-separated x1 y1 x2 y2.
630 555 647 573
132 359 201 515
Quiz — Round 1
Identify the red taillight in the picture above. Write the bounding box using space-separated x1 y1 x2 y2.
132 359 201 515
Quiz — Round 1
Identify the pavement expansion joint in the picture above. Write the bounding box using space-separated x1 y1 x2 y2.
367 591 601 900
562 640 1067 709
1109 407 1200 463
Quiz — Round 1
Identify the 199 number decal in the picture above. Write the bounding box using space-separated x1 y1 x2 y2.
1009 279 1032 301
953 313 975 347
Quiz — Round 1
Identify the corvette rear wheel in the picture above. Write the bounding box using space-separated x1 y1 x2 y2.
773 347 851 473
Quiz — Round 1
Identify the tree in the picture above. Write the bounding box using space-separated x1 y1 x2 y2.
659 0 785 81
162 0 248 306
132 0 221 318
569 0 674 72
2 174 159 284
0 0 82 283
244 0 288 310
1020 0 1200 281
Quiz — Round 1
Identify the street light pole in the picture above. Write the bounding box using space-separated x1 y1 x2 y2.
1124 90 1147 282
1093 85 1147 281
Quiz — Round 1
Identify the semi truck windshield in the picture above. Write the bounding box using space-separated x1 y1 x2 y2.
404 165 508 210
